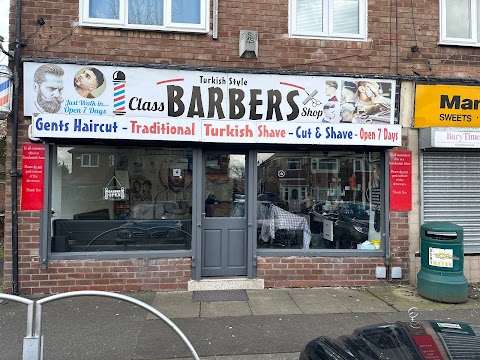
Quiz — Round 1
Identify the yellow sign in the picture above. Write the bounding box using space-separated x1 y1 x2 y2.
414 84 480 128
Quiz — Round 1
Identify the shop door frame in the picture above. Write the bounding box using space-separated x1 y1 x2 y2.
192 148 256 280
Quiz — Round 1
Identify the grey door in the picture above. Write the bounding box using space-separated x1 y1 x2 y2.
201 152 247 277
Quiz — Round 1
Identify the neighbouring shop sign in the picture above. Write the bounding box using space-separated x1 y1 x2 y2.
419 127 480 149
389 150 412 211
415 84 480 128
21 143 45 211
31 114 402 146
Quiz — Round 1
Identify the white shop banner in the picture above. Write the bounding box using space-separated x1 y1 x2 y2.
24 62 397 126
32 114 402 146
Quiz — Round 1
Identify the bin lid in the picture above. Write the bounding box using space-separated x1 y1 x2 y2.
421 221 463 233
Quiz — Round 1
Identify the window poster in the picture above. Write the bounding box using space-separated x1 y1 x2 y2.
21 143 45 210
389 150 412 211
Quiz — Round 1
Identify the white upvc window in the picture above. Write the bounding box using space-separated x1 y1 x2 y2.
290 0 367 41
440 0 480 46
80 0 209 33
311 158 339 172
81 154 99 167
287 158 301 170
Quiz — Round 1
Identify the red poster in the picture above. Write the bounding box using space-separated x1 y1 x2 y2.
21 144 45 211
389 150 412 211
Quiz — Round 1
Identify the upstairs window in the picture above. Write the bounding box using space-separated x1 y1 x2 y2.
287 158 301 170
440 0 480 46
290 0 366 40
311 158 339 172
80 0 209 33
81 154 99 167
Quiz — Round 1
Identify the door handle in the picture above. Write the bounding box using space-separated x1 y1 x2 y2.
198 213 206 227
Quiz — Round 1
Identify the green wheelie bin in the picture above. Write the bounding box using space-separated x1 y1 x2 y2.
417 222 468 303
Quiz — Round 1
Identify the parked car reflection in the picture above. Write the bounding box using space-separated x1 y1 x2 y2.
116 201 192 250
309 202 375 249
51 201 192 252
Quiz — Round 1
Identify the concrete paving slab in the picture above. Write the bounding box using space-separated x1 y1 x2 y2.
366 286 448 312
433 297 480 310
287 288 351 314
247 289 302 316
200 301 252 317
136 313 386 359
148 291 200 319
327 287 395 313
366 286 480 312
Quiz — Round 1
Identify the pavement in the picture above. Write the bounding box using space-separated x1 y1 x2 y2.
1 285 480 359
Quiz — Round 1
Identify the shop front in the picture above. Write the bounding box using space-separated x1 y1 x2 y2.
416 83 480 262
23 61 402 291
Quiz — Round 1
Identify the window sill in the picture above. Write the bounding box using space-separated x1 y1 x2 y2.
289 34 367 42
79 22 209 34
437 41 480 48
48 249 192 261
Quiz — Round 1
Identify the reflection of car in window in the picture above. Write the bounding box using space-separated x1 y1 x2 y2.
116 201 192 250
309 202 374 249
51 202 192 252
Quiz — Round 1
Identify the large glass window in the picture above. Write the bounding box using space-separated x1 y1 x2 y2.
51 145 193 252
290 0 366 40
257 151 382 250
441 0 480 46
80 0 208 33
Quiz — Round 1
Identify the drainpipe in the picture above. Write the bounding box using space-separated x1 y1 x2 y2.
11 0 23 295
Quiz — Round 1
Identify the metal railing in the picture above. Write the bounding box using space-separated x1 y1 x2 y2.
0 290 200 360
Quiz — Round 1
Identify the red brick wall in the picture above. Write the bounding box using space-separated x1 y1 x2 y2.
2 255 191 294
257 256 406 288
10 0 480 77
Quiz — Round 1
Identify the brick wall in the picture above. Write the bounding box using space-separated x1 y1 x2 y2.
257 256 408 288
10 0 480 78
2 254 191 294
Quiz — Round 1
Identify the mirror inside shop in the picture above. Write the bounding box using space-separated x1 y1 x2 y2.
50 146 382 252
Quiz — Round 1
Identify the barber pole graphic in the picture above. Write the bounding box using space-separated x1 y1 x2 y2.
0 76 11 108
113 71 126 116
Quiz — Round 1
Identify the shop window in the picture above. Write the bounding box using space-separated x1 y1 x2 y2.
51 145 193 253
257 151 381 251
80 0 209 33
440 0 480 46
290 0 366 41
